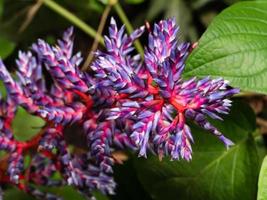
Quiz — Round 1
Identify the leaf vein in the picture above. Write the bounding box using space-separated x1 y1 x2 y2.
186 46 267 76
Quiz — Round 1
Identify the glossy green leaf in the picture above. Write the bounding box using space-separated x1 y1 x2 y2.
258 156 267 200
185 1 267 94
0 35 15 59
134 101 259 200
12 107 45 141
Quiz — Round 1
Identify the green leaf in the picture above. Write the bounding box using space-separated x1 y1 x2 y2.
0 80 6 97
0 35 15 59
134 101 259 200
0 0 3 18
4 188 35 200
44 186 86 200
88 0 105 12
12 107 45 141
146 0 166 20
125 0 144 4
146 0 197 42
111 157 152 200
93 190 110 200
258 156 267 200
185 1 267 94
4 186 86 200
254 133 267 164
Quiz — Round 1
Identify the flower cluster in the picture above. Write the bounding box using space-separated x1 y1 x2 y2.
0 18 239 199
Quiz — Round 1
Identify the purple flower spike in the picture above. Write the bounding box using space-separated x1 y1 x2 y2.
0 17 239 198
32 36 88 93
16 51 52 105
57 26 74 59
0 60 38 113
93 18 239 161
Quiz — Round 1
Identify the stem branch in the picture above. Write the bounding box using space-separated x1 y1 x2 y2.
42 0 104 46
114 2 144 56
82 4 112 70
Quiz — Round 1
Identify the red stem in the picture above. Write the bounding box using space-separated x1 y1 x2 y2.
73 90 93 108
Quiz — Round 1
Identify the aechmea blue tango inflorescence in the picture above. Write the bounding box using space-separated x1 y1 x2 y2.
0 18 239 199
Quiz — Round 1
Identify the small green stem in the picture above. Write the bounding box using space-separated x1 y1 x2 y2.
82 4 112 71
42 0 104 46
114 2 144 56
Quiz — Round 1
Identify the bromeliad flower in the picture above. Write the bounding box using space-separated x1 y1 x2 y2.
93 18 239 161
0 17 239 199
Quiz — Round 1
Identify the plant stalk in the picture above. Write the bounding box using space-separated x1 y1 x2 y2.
113 2 144 56
42 0 104 46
